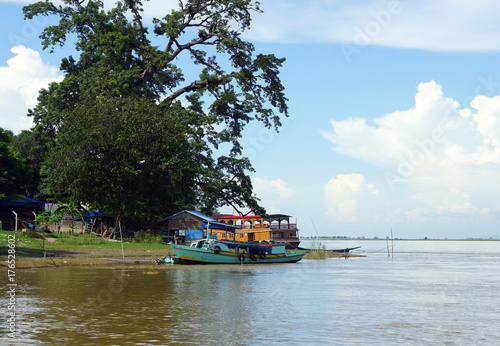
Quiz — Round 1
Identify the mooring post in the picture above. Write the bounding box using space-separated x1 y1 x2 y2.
13 211 18 232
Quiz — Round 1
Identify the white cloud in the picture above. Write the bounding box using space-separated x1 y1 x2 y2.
323 81 500 230
245 0 500 52
253 177 296 200
251 177 297 215
324 173 378 222
8 0 500 51
0 45 63 134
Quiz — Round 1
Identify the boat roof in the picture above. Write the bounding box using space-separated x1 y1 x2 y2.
267 214 291 218
201 220 240 230
213 214 263 219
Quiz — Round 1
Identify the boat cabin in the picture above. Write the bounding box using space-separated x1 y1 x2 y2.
212 214 301 248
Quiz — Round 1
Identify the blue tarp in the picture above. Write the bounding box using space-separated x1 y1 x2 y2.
85 212 113 218
186 229 203 239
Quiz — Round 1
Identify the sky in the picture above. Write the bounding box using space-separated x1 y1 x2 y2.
2 0 500 239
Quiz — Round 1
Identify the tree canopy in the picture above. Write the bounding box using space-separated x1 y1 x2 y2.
23 0 289 227
0 128 31 200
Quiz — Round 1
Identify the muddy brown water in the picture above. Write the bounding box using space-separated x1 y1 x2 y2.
2 240 500 345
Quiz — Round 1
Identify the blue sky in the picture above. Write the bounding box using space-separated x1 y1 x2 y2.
2 0 500 239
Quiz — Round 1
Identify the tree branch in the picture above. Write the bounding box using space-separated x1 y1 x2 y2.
162 73 233 104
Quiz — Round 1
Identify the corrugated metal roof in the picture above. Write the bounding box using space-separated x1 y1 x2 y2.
0 195 46 206
146 210 216 228
184 210 217 222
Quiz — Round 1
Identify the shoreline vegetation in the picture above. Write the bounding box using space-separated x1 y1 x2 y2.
1 230 366 269
302 237 500 241
304 241 365 260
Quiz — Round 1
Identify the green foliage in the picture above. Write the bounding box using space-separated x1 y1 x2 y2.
131 233 163 244
44 97 199 225
11 129 52 200
35 210 60 231
23 0 288 226
59 233 108 245
55 199 88 234
307 241 328 260
0 128 31 200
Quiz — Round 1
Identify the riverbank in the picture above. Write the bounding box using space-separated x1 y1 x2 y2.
3 246 177 269
0 229 175 269
0 230 362 269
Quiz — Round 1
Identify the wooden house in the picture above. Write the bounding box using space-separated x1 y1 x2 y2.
146 210 219 245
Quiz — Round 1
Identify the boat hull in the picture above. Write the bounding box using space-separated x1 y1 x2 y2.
171 244 307 264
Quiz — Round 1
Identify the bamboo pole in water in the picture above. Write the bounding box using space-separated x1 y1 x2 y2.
309 216 321 246
391 227 394 258
119 221 125 264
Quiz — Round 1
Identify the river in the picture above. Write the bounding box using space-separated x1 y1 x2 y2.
2 240 500 345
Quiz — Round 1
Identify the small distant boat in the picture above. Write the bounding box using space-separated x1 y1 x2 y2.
329 246 361 253
171 238 308 264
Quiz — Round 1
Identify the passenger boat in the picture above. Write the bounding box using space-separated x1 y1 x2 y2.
171 238 308 264
210 214 301 249
168 219 305 264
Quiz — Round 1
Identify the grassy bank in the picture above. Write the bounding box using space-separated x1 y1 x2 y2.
0 229 174 269
303 241 365 259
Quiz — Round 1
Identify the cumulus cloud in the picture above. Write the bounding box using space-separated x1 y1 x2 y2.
253 177 296 200
324 173 378 222
245 0 500 52
0 45 63 134
251 177 297 215
322 81 500 227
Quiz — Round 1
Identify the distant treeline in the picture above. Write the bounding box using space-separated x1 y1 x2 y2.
303 236 499 240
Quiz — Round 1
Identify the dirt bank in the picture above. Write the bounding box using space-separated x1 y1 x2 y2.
1 246 175 269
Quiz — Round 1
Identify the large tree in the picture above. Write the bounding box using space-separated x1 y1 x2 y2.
23 0 288 227
11 129 51 199
0 128 31 200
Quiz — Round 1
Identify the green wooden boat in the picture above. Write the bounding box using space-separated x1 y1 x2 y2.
171 239 308 264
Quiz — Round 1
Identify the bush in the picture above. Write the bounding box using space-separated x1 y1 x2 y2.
131 233 163 243
62 233 107 245
306 241 327 260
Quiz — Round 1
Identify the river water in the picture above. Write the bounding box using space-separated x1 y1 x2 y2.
2 240 500 345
